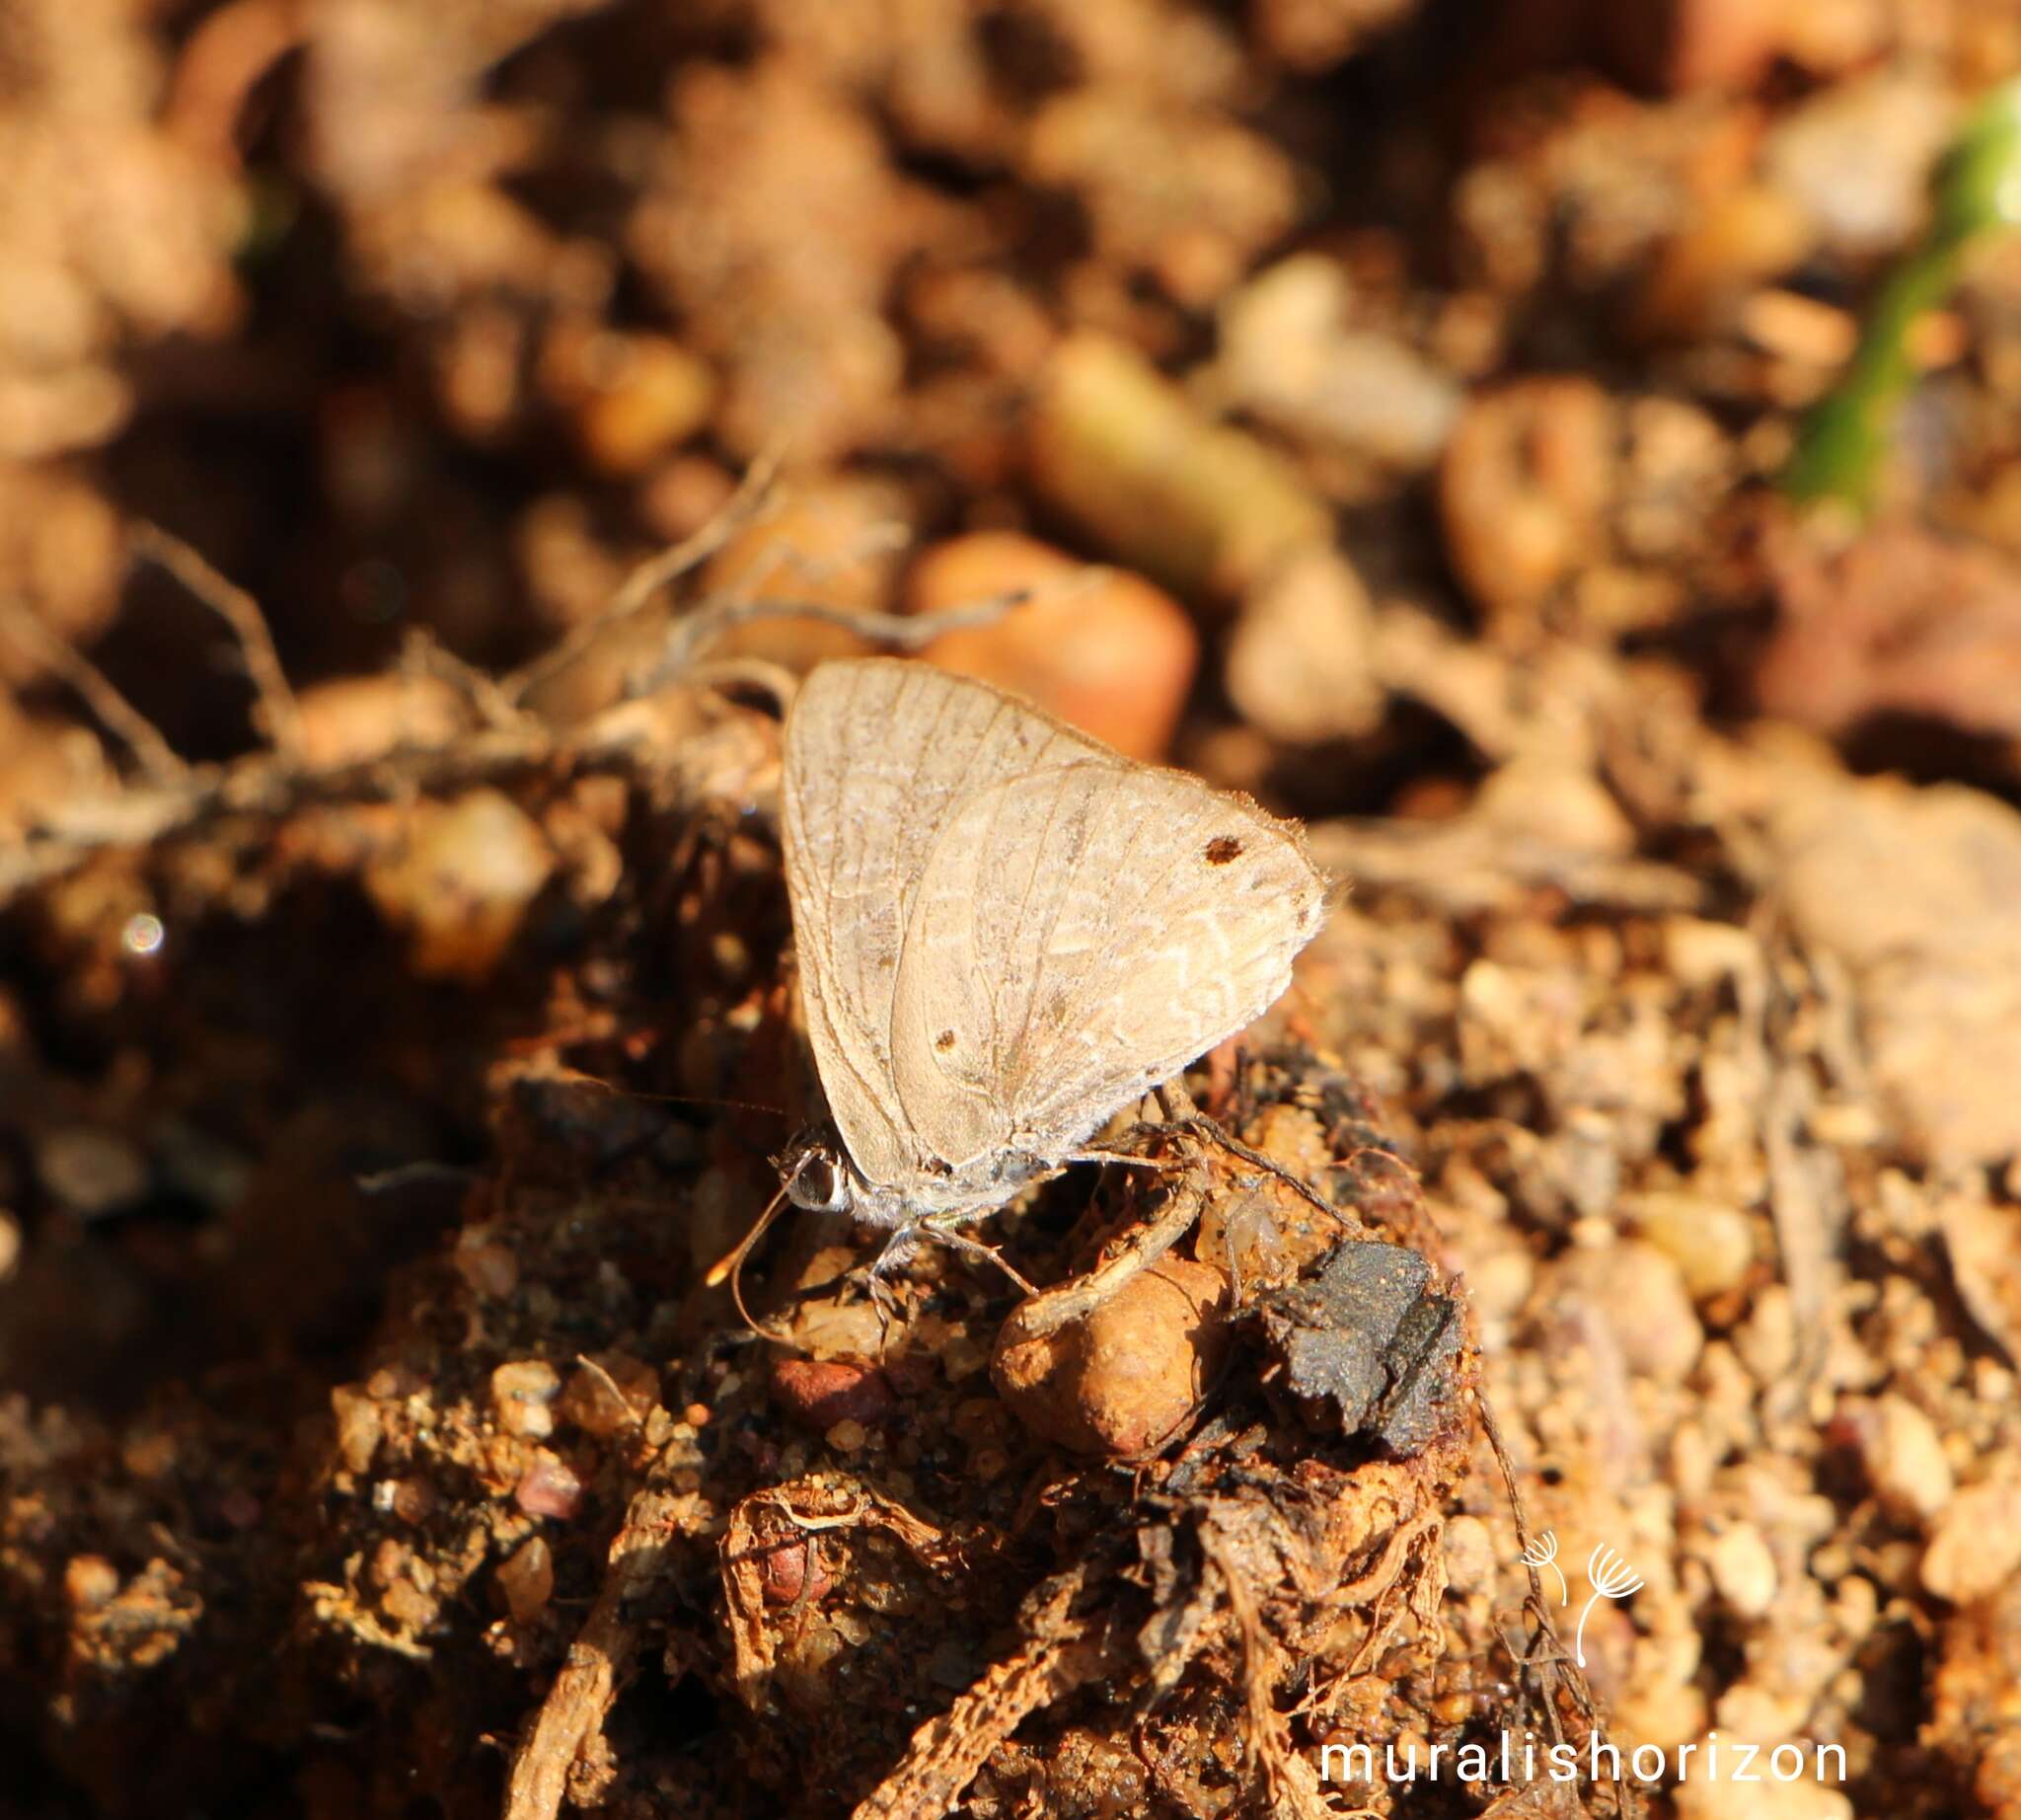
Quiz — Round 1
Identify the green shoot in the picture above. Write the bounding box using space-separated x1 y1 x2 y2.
1782 79 2021 513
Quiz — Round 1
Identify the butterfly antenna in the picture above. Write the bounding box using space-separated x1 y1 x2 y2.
543 1071 793 1121
706 1179 795 1342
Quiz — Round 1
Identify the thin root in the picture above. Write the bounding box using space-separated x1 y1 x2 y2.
130 521 305 759
0 599 188 785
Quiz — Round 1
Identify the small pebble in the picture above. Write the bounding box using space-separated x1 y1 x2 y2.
36 1126 148 1218
770 1358 895 1431
1440 376 1611 622
1471 756 1636 858
1027 332 1331 600
993 1255 1230 1456
907 531 1197 761
491 1360 562 1440
496 1536 555 1624
452 1229 520 1301
1554 1241 1703 1385
1601 0 1787 94
1923 1479 2021 1602
514 1454 584 1521
1673 1749 1851 1820
1224 547 1382 747
559 1354 658 1438
380 1574 438 1632
64 1555 119 1611
121 1431 177 1479
1635 186 1813 341
1762 73 1952 257
331 1384 384 1476
760 1537 833 1606
1855 1394 1954 1523
1441 1515 1496 1595
390 1478 435 1525
1212 254 1460 468
1705 1523 1779 1619
560 331 715 476
1734 1285 1799 1383
1633 1191 1756 1300
362 790 555 982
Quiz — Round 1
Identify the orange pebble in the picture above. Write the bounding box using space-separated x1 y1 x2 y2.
906 531 1199 761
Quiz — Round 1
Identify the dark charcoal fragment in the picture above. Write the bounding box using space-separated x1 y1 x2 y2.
1254 1240 1462 1454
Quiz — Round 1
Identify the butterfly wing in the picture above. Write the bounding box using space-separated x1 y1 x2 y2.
888 760 1326 1166
781 659 1112 1191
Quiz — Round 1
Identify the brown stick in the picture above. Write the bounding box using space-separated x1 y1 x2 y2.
0 716 634 904
399 627 524 731
130 521 305 759
498 450 783 707
0 600 188 785
849 1568 1124 1820
501 1486 686 1820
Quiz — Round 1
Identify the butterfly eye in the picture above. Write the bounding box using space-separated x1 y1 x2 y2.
787 1152 851 1214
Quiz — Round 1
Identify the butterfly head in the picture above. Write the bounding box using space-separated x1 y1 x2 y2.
778 1130 855 1217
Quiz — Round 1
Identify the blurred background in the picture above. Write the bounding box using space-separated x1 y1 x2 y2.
4 0 2020 793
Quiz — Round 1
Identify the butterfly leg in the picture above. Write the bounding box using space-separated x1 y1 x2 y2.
863 1217 1036 1298
863 1222 921 1277
847 1225 922 1339
917 1220 1037 1296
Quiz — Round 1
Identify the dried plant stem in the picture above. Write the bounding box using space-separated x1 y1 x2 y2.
642 583 1049 694
131 521 305 759
499 449 783 707
398 627 525 730
851 1567 1125 1820
0 460 1060 914
0 719 642 904
0 600 188 785
502 1484 687 1820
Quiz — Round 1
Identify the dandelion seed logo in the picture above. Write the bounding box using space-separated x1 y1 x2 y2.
1520 1529 1569 1606
1575 1543 1644 1668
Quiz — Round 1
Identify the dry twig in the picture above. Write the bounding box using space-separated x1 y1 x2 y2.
499 451 784 707
849 1567 1126 1820
0 600 188 785
130 521 305 759
502 1485 689 1820
642 584 1051 695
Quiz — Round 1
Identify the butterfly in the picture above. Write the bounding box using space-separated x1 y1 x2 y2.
714 656 1326 1298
